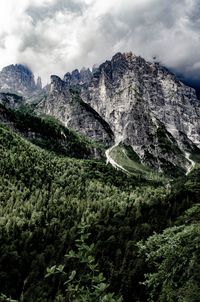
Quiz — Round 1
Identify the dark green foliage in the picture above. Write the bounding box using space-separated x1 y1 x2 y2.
46 214 122 301
0 122 199 301
191 148 200 163
121 144 141 163
0 104 104 158
138 213 200 302
143 149 185 177
185 165 200 193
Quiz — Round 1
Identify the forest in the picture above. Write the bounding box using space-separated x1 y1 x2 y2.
0 108 200 302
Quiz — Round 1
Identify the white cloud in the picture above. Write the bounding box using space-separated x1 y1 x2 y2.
0 0 200 84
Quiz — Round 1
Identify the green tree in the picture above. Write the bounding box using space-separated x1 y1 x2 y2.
46 213 123 302
138 223 200 302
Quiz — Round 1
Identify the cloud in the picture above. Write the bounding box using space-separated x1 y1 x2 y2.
0 0 200 84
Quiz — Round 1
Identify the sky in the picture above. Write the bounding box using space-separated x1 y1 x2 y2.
0 0 200 85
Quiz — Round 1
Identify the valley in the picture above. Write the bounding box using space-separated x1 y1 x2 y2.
0 53 200 302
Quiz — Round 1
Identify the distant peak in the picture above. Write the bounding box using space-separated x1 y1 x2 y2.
112 51 137 62
123 51 137 60
63 67 92 86
50 75 62 82
36 76 42 89
50 75 64 90
0 63 38 96
71 69 80 75
2 64 33 75
112 52 124 61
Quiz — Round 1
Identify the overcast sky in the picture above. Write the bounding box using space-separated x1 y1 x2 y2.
0 0 200 84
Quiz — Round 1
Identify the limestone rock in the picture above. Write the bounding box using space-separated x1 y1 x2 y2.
36 75 114 145
0 64 41 97
79 52 200 172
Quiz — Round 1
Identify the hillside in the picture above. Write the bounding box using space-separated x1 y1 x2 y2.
0 0 200 299
0 121 200 302
0 102 105 159
0 51 200 302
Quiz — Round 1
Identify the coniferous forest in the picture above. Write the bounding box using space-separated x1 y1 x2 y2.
1 0 200 300
0 106 200 302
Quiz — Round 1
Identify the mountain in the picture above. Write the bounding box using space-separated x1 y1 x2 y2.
0 52 200 302
63 67 92 86
1 53 200 176
35 52 200 176
0 101 104 159
36 75 114 146
0 91 25 109
0 102 200 302
0 64 42 96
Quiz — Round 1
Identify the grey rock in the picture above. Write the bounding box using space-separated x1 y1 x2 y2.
80 52 200 173
0 92 24 110
0 64 42 97
36 76 42 90
2 53 200 174
36 75 114 145
63 67 92 86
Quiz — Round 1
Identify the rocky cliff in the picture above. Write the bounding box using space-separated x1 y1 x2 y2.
36 75 114 145
0 64 41 96
1 53 200 175
35 52 200 174
78 52 200 173
63 67 92 87
0 100 105 160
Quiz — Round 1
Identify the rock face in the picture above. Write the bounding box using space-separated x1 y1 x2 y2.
81 53 199 142
0 100 105 160
1 53 200 174
0 64 41 96
0 92 25 110
78 52 200 173
36 76 42 90
36 52 200 173
36 75 114 145
63 67 92 87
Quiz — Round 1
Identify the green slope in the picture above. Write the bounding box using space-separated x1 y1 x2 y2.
109 144 165 181
0 123 200 302
0 103 105 159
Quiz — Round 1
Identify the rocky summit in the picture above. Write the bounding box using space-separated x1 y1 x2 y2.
0 64 42 96
1 52 200 175
35 52 200 175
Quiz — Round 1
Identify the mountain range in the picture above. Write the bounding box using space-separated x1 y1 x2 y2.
0 52 200 302
1 52 200 176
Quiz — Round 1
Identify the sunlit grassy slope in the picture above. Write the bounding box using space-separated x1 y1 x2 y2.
109 143 166 181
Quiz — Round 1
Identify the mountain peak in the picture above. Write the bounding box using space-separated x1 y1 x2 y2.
111 51 138 63
1 53 200 175
0 63 41 96
2 63 32 74
123 51 136 60
63 67 92 86
36 76 42 89
50 75 65 92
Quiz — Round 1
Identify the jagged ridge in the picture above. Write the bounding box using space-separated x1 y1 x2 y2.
1 52 200 175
